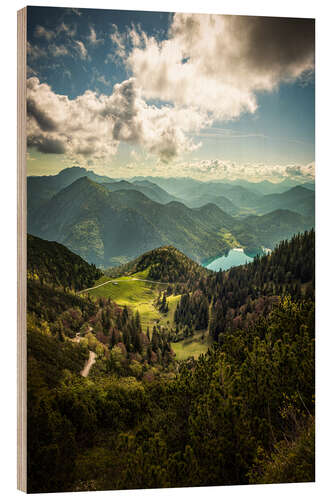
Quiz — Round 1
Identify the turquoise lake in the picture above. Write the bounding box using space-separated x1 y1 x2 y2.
204 248 254 272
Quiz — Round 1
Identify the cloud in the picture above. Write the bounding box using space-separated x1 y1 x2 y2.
34 25 55 40
127 14 314 120
194 127 268 139
27 41 47 61
103 78 207 162
108 25 127 61
96 74 111 86
70 8 82 17
57 22 76 38
93 157 314 183
26 77 206 163
28 41 69 62
74 40 88 59
285 163 315 179
166 159 315 182
88 26 103 45
27 14 314 166
28 21 78 64
29 136 66 154
27 94 58 132
49 44 68 57
34 22 77 40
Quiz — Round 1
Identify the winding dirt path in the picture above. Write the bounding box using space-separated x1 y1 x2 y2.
130 278 170 285
77 280 115 294
77 277 170 294
81 350 96 377
73 328 96 377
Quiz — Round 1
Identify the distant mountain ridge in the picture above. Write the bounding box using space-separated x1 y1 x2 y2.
28 176 313 267
27 166 116 215
256 185 315 217
28 166 315 220
136 175 314 216
130 174 314 197
101 179 181 204
27 167 179 218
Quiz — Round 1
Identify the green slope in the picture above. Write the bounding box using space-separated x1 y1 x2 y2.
82 246 213 357
28 233 102 291
82 272 173 330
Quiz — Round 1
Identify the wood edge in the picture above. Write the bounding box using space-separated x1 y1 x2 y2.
17 6 27 493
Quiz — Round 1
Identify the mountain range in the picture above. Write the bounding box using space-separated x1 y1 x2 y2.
28 174 313 267
160 178 314 217
28 167 315 218
130 174 315 197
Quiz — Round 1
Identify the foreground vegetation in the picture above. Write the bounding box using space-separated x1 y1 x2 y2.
26 231 315 492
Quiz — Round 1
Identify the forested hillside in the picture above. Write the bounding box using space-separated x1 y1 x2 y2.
172 230 314 340
27 235 178 492
107 246 211 283
28 234 102 291
26 231 315 492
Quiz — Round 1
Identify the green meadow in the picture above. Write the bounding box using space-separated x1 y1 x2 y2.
171 330 212 360
82 274 211 359
83 271 172 329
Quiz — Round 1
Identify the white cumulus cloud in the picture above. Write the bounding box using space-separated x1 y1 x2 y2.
127 14 314 121
26 77 208 164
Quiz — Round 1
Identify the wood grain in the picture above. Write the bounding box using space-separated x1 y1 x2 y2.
17 6 27 493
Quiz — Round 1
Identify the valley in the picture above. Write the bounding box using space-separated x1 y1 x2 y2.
27 168 314 268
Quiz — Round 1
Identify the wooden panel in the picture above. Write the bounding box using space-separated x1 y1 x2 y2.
17 6 27 493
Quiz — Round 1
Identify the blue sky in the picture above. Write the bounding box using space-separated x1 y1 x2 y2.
27 7 315 182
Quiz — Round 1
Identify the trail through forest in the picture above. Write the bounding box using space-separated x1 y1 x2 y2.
80 350 96 377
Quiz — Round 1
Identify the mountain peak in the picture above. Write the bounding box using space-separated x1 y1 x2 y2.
288 185 312 194
107 245 210 283
58 166 88 176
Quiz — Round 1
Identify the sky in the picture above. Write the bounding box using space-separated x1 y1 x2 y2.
26 6 315 183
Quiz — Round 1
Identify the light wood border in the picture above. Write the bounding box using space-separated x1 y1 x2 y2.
17 6 27 493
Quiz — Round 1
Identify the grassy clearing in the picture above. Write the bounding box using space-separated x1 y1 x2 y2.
157 294 181 327
171 330 212 361
86 268 157 302
85 274 210 359
85 273 181 330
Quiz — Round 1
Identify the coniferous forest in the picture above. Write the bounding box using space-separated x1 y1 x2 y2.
27 230 315 492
